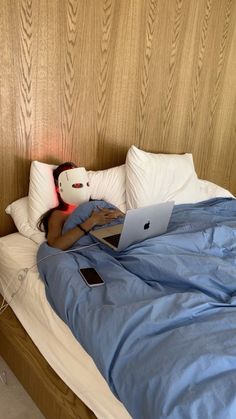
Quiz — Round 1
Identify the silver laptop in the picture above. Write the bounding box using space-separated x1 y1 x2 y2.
90 201 174 251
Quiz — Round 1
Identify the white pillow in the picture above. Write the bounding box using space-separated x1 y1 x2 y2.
198 180 234 200
88 165 126 213
5 197 46 244
125 145 205 209
28 161 59 229
28 161 127 229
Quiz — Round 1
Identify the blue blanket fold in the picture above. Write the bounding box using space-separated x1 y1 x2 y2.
37 198 236 419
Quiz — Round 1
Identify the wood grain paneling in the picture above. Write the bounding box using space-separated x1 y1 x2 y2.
0 0 235 235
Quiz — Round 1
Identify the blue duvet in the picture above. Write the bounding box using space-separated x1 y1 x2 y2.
37 198 236 419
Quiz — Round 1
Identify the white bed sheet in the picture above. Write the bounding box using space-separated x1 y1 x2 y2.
0 233 131 419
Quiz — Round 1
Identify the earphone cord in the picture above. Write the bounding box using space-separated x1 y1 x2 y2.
0 242 100 315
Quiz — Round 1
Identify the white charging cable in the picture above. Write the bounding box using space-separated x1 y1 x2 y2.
0 242 100 316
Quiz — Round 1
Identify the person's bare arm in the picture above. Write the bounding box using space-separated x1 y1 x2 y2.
47 210 85 250
47 207 122 250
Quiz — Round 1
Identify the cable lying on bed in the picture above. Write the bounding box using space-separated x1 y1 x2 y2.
0 242 100 315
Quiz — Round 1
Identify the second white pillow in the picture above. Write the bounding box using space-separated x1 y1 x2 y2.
126 145 205 209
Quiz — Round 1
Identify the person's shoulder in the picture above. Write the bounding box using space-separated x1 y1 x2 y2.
50 208 64 216
49 209 67 223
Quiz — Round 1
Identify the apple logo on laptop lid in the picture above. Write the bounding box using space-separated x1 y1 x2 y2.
144 221 150 230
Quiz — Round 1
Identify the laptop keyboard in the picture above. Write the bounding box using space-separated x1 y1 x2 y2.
103 233 121 248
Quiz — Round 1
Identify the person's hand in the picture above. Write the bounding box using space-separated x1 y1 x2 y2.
90 207 124 227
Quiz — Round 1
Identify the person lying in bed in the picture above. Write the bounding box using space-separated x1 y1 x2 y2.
37 162 123 250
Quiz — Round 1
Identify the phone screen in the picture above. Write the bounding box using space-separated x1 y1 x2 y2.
80 268 104 287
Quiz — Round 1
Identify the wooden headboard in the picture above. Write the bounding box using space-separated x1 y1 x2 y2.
1 0 235 236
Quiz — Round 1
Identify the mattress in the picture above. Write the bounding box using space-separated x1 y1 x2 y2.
0 232 131 419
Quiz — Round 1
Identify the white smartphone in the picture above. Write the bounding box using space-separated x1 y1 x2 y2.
80 268 105 287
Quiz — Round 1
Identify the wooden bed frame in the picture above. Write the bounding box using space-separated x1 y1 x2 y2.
0 295 96 419
0 1 235 418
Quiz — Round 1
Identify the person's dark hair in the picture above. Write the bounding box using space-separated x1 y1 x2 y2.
37 162 77 237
